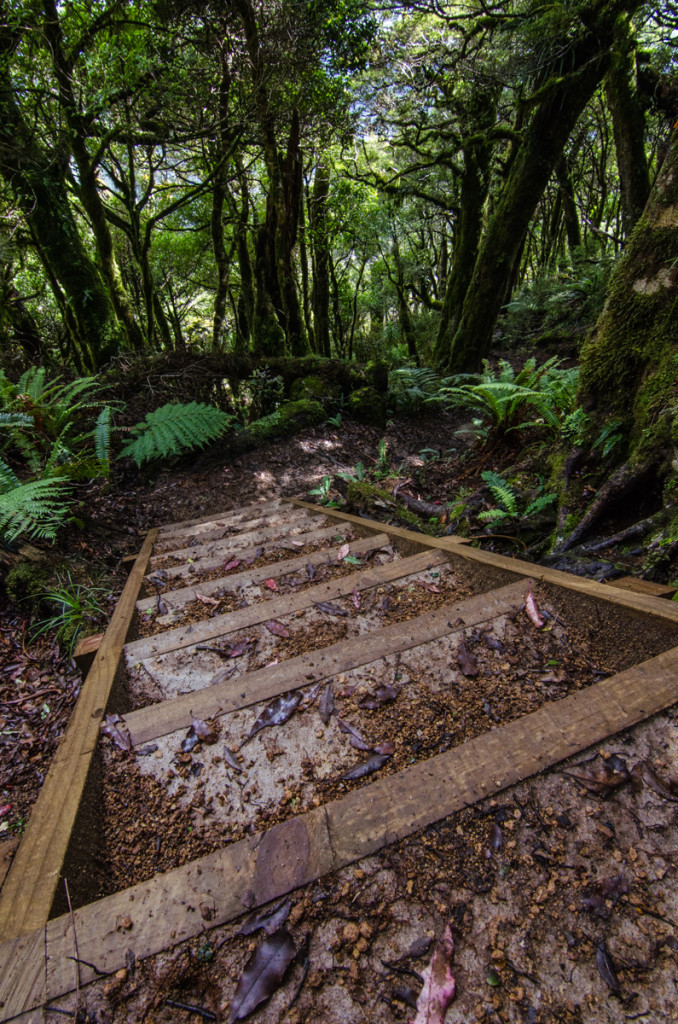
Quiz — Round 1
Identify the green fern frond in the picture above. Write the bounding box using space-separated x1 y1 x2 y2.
481 470 518 516
0 477 71 542
478 508 511 525
523 493 557 518
94 407 112 475
18 367 47 402
0 457 20 493
119 402 232 466
0 412 34 430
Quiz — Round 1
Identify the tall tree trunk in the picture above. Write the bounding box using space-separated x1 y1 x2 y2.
211 55 233 351
446 8 631 373
42 0 144 353
0 88 119 369
579 125 677 441
310 163 331 358
433 121 494 365
604 13 651 237
555 156 582 253
392 233 419 365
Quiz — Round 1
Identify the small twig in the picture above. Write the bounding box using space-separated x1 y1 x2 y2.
468 532 528 550
165 998 217 1020
64 879 80 1021
66 955 106 976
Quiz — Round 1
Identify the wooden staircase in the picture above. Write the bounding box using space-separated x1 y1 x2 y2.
1 498 678 1021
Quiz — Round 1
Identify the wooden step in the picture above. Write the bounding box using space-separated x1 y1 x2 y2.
153 521 352 582
150 509 319 566
126 547 448 661
3 643 678 1021
136 532 390 615
157 497 285 536
123 579 529 746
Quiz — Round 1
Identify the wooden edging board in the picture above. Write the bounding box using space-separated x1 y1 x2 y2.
126 547 448 661
2 642 678 1021
289 500 678 624
0 530 158 943
123 579 529 747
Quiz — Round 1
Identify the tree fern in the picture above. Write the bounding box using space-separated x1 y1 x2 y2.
0 476 71 542
119 402 233 466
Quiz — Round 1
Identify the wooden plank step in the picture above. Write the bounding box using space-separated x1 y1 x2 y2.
0 642 672 1020
124 579 529 746
152 522 352 582
153 508 308 553
606 575 677 599
289 500 678 624
157 497 284 536
0 530 158 943
126 548 448 661
149 510 320 566
136 532 391 615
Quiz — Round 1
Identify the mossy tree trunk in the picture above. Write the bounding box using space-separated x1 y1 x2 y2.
434 99 496 366
0 88 120 370
579 124 678 452
444 1 639 373
42 0 144 354
233 0 309 357
310 163 331 358
554 126 678 553
604 13 651 237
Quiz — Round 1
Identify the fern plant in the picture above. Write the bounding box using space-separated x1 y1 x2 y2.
432 357 579 441
119 402 234 466
0 463 71 541
0 367 116 479
478 470 556 527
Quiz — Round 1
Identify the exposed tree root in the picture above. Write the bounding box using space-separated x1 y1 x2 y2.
555 458 659 553
570 509 666 556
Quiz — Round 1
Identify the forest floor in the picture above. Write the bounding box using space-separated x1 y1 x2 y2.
1 411 678 1024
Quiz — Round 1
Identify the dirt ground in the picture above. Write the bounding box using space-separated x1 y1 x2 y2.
2 413 678 1023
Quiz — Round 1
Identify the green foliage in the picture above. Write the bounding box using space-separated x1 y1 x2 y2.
236 370 285 424
119 402 234 466
0 470 72 542
500 249 614 347
480 470 518 519
29 571 107 657
309 475 334 503
477 471 557 528
592 419 625 459
432 357 579 441
389 367 446 414
0 367 115 480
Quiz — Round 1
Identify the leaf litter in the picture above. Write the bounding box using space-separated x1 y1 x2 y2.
229 928 297 1021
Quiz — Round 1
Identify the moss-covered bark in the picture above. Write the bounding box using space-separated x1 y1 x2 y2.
604 14 651 237
579 125 678 462
444 1 641 373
